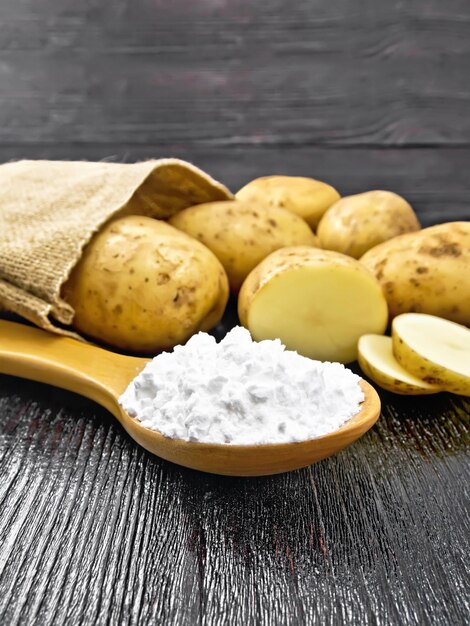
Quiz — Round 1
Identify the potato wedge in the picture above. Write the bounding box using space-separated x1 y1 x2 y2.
392 313 470 396
238 247 388 364
169 200 319 292
358 335 441 395
317 190 420 259
62 216 229 353
236 176 340 229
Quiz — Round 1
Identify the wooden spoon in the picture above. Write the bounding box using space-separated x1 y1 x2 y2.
0 320 381 476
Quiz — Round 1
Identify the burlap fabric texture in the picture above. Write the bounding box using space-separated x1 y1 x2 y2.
0 159 232 338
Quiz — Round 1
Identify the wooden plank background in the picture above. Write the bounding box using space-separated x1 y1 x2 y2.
0 0 469 624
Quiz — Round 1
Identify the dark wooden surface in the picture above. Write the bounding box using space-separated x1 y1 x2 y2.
0 1 469 624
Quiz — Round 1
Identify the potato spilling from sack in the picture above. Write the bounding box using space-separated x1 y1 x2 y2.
317 190 420 259
238 247 388 364
169 200 319 292
361 221 470 325
62 216 229 352
236 175 340 229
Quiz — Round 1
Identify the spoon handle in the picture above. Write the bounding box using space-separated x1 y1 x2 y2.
0 320 148 418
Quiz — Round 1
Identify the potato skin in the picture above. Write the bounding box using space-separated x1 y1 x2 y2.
358 350 436 395
62 216 229 352
317 190 420 259
391 314 470 395
169 200 319 292
236 176 340 229
357 335 440 396
361 222 470 326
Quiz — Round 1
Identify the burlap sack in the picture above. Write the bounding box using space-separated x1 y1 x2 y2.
0 159 232 338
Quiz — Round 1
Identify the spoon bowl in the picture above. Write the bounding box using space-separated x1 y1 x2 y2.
0 320 381 476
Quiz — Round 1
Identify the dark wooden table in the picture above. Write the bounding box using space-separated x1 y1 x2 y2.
1 1 469 624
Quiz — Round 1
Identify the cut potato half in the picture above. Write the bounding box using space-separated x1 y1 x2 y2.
358 335 441 395
392 313 470 396
238 247 388 364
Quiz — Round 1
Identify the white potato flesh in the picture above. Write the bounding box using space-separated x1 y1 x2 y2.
392 313 470 395
358 335 441 395
247 265 388 363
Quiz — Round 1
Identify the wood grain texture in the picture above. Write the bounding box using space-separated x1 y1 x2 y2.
0 363 469 625
0 144 468 226
0 1 469 146
0 0 469 623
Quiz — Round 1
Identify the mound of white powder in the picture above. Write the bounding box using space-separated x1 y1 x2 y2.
119 326 364 445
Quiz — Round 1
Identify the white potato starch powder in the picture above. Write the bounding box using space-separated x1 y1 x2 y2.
120 327 364 445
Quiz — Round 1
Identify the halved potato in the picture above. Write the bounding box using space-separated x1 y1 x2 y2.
392 313 470 395
358 335 441 395
238 247 388 364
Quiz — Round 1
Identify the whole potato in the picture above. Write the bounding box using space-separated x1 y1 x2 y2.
317 190 420 259
62 216 229 352
360 222 470 325
169 200 319 292
236 176 340 229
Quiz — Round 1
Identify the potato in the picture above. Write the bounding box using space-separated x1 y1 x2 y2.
236 176 340 229
392 313 470 396
169 200 319 292
62 216 229 352
361 222 470 325
358 335 440 395
238 247 388 364
317 190 420 259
